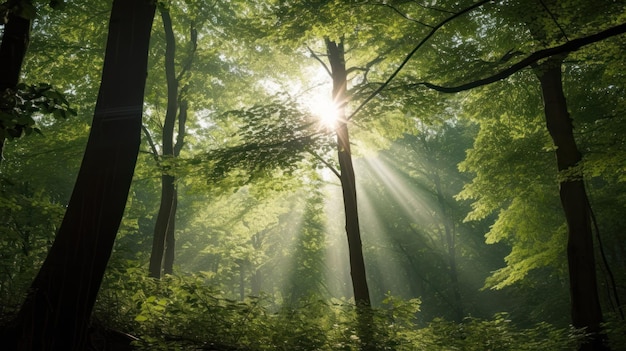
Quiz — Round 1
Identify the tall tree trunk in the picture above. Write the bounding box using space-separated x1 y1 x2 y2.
163 193 177 275
536 56 607 351
163 97 188 275
325 37 370 308
149 174 175 278
325 37 373 350
0 10 30 162
148 7 178 279
5 0 155 349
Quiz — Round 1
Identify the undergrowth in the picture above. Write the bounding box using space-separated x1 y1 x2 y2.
91 263 604 350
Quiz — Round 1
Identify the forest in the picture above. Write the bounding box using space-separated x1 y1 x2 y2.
0 0 625 350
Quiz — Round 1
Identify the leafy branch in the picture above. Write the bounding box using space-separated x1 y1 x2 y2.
413 22 626 93
0 83 76 140
189 101 332 184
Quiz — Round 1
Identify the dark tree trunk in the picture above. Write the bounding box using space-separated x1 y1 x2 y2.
0 11 30 161
325 38 371 308
325 37 373 350
4 0 155 349
149 174 176 278
536 56 607 351
148 8 192 278
163 97 188 275
163 193 177 275
148 7 178 279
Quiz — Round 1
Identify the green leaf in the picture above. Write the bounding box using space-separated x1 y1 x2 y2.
134 314 148 322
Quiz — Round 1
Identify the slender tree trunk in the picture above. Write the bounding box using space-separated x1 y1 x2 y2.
149 174 175 278
149 7 178 279
5 1 155 349
325 38 371 308
163 97 188 275
0 11 30 162
325 37 373 350
536 56 607 351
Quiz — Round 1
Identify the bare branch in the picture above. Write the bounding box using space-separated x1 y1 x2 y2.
307 46 332 78
346 55 386 75
307 149 341 179
414 22 626 93
539 0 569 41
348 0 494 120
375 3 434 28
141 124 160 163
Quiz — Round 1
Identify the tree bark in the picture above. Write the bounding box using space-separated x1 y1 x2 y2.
326 38 371 308
0 11 30 162
163 193 177 275
148 7 179 279
4 1 155 349
148 8 192 278
536 56 607 351
149 174 176 278
326 37 373 350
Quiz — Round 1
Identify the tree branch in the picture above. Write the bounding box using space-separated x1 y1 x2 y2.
307 149 341 179
307 46 332 78
141 124 160 163
414 22 626 93
375 3 434 28
176 22 198 82
348 0 494 120
346 55 386 75
539 0 569 41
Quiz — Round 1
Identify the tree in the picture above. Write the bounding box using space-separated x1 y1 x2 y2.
147 1 197 279
2 0 156 349
535 53 606 350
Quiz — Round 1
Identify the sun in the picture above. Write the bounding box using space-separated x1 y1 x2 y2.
304 91 339 130
297 66 343 130
309 95 340 130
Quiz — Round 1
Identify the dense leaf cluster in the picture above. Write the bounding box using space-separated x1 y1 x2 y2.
0 83 75 140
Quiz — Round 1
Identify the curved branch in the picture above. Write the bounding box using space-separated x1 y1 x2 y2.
415 22 626 93
376 3 434 28
307 149 341 179
141 124 160 163
348 0 494 120
539 0 569 41
307 46 332 78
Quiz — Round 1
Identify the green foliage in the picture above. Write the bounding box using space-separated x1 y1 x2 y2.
94 266 582 350
187 98 331 187
414 313 584 351
0 179 65 318
0 83 76 140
